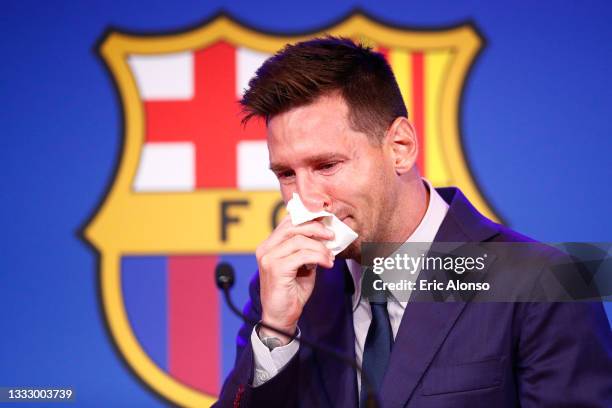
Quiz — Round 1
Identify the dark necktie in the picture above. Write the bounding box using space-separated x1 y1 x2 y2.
360 294 394 406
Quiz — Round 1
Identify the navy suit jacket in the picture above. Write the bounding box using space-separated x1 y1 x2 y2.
216 187 612 407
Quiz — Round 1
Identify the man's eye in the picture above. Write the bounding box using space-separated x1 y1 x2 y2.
276 170 295 180
318 162 339 172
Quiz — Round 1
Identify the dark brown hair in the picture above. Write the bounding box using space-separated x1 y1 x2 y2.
240 36 407 143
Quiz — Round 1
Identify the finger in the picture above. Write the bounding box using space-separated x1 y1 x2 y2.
266 220 334 249
257 214 294 257
275 248 335 274
275 214 293 228
272 234 333 260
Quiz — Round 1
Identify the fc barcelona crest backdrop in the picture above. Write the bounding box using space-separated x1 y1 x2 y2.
86 13 498 406
2 2 611 407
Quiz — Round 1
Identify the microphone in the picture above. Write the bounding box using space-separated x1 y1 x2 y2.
215 262 380 408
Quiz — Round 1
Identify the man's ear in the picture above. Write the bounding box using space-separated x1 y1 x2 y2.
386 117 418 174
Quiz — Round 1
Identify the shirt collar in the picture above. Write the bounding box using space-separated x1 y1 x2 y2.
346 178 449 310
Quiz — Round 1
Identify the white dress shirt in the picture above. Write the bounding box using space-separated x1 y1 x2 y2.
251 179 449 392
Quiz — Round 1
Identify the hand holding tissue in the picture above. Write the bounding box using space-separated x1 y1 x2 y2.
286 193 358 256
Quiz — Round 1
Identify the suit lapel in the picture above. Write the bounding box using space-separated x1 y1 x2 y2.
380 301 468 406
379 187 500 407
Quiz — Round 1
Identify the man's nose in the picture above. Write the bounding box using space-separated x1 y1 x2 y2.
296 173 331 212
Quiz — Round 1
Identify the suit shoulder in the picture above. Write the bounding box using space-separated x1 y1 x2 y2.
487 223 572 267
488 222 537 243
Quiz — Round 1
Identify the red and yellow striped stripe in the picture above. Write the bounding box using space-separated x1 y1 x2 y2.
386 47 454 185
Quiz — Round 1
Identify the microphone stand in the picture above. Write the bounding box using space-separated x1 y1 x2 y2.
216 262 380 408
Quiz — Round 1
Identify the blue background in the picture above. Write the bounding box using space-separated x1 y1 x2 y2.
1 1 611 406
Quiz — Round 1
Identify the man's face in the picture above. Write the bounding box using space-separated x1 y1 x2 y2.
267 94 400 259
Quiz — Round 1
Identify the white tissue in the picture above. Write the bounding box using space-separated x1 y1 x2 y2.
286 193 358 255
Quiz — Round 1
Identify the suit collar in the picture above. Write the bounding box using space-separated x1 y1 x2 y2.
435 187 500 243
